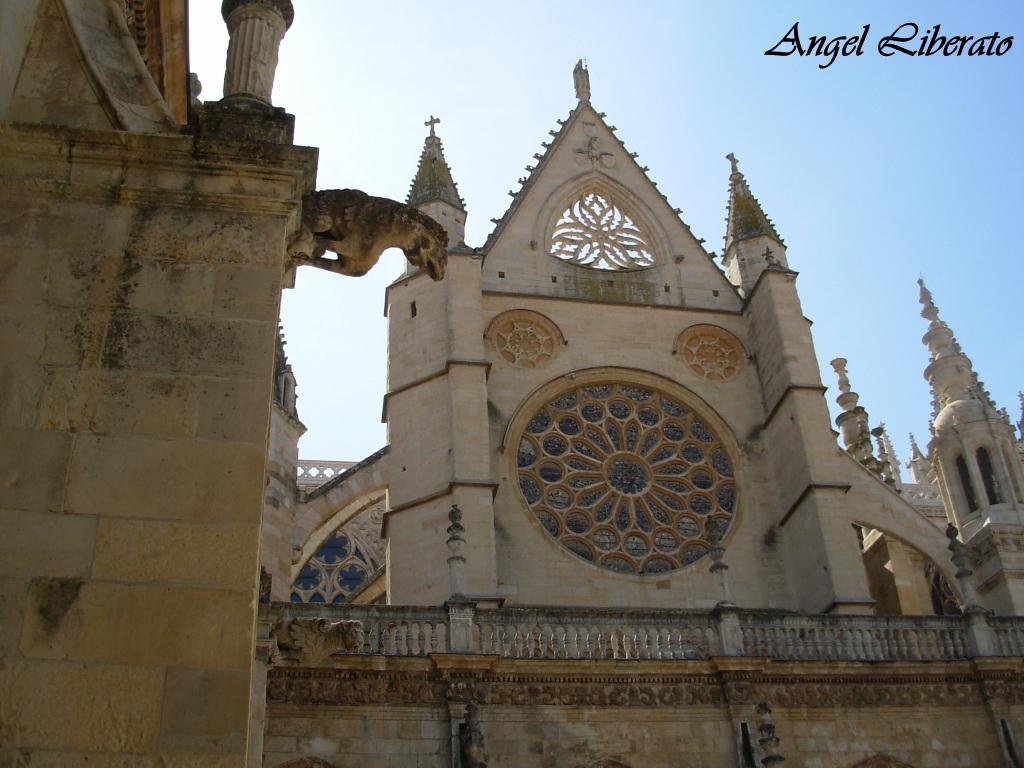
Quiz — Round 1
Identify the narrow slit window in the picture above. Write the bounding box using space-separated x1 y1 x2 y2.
410 301 417 318
976 447 1001 505
956 454 978 513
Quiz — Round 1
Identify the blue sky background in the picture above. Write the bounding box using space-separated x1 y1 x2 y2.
190 1 1023 472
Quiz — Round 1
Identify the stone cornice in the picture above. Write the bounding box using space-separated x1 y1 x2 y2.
0 123 317 220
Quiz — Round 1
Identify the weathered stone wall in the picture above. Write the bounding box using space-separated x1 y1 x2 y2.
261 656 1023 768
0 122 314 765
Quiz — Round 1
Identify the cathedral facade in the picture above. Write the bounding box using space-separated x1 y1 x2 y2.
1 3 1022 768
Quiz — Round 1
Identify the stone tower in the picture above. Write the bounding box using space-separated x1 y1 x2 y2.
919 278 1024 613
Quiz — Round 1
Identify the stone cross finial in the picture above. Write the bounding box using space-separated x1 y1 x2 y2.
221 0 295 106
425 115 440 138
573 59 591 102
446 504 467 598
726 152 740 175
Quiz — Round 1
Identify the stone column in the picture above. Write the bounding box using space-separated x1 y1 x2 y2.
222 0 295 105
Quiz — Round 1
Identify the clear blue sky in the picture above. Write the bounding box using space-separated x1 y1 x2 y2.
190 2 1023 471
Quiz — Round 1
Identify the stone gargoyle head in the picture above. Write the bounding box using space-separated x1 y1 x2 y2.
288 189 448 281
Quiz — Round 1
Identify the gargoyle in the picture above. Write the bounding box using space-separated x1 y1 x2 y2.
286 618 364 665
288 189 448 280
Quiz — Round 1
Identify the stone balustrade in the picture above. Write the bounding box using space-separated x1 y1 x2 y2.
737 611 970 661
266 602 1024 665
295 460 356 489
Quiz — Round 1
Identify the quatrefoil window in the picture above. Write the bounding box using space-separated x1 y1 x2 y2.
549 192 655 270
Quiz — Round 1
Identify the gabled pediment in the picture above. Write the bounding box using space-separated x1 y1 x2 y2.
481 95 739 309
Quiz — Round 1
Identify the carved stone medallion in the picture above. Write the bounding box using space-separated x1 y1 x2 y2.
676 325 746 382
486 310 564 368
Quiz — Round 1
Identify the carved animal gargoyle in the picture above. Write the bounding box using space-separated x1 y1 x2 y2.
286 618 364 665
288 189 448 280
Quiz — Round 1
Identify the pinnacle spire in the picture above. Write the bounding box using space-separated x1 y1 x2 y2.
406 116 465 211
724 153 783 254
917 277 944 328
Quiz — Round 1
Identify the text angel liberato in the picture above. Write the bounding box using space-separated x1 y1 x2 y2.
765 22 1013 69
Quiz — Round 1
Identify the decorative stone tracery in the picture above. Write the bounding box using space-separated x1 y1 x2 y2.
514 379 737 574
676 325 746 382
549 191 655 270
290 526 376 604
485 310 565 368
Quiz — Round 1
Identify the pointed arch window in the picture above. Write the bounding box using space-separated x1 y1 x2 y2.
549 191 655 270
976 447 1002 505
956 454 978 513
291 529 375 604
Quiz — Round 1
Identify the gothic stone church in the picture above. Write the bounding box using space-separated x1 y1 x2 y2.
1 2 1023 768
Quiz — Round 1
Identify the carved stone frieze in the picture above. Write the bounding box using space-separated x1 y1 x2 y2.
473 677 724 707
721 673 982 708
267 664 1013 711
268 669 445 706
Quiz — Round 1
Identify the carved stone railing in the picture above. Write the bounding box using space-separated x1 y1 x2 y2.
990 616 1024 657
476 607 718 660
295 460 355 489
266 602 1024 665
738 612 969 661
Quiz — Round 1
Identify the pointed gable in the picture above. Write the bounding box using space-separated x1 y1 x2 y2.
481 67 738 310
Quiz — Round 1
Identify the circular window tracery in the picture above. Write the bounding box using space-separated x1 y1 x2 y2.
485 310 565 368
676 325 746 382
514 380 737 574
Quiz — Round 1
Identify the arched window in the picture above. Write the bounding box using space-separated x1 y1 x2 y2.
956 454 978 513
976 447 1001 505
290 529 375 604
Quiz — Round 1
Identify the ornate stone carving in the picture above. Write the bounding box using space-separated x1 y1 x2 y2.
549 192 654 270
485 310 564 368
285 618 364 665
475 678 723 707
722 674 982 708
267 665 1010 713
515 380 737 574
267 669 445 706
676 325 746 382
289 189 448 280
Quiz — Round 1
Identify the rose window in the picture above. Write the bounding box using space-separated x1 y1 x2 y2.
515 381 737 574
549 192 655 270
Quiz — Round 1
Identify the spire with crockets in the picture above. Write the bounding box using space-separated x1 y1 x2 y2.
406 115 467 245
721 153 787 295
